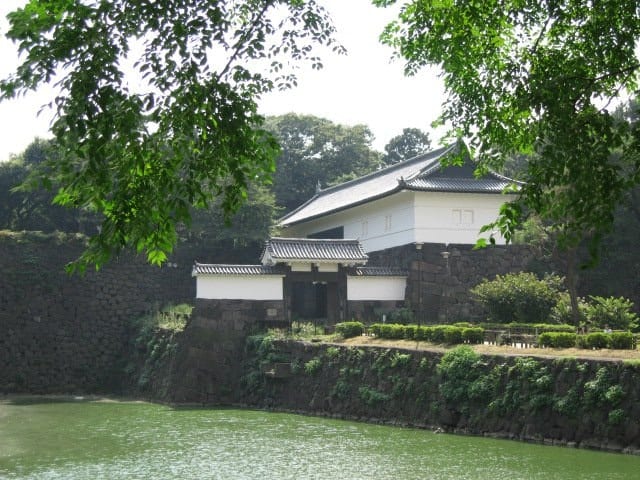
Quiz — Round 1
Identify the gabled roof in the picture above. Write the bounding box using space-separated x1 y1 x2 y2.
192 263 284 276
279 142 520 227
261 237 368 265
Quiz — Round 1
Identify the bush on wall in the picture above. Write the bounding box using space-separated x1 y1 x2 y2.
335 321 364 338
471 272 563 324
538 332 577 348
369 323 484 345
582 296 639 331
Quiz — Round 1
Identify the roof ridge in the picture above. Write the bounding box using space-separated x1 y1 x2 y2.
279 143 455 223
403 142 458 183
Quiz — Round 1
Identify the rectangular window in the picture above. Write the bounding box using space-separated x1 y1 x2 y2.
452 209 473 226
452 209 461 224
461 209 474 226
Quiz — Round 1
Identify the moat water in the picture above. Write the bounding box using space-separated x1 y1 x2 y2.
1 397 638 479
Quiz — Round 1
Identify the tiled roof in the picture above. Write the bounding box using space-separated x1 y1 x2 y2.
261 237 368 265
192 262 284 276
350 266 408 277
404 177 513 193
279 142 520 227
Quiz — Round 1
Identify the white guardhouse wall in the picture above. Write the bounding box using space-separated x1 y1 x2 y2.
412 191 511 245
196 275 284 300
283 192 415 253
347 276 407 301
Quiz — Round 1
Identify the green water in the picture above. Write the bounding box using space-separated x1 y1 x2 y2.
1 397 638 479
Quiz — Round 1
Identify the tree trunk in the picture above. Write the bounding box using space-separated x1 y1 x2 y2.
565 246 581 326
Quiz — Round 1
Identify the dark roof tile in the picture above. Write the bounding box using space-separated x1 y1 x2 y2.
350 266 408 277
192 263 283 276
261 237 368 264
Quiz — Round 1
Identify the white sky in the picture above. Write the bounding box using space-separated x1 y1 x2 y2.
0 0 445 162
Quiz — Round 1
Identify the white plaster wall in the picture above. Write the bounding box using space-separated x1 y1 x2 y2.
196 275 284 300
347 276 407 301
282 192 415 253
282 190 514 251
413 191 511 245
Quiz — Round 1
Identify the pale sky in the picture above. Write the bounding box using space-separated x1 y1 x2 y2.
0 0 445 162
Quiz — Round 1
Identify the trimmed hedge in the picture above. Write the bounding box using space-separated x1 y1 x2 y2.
537 331 636 350
335 321 364 338
538 332 577 348
369 323 485 345
481 322 575 333
610 332 635 350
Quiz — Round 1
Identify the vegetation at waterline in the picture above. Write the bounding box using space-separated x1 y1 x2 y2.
242 334 640 442
125 304 193 395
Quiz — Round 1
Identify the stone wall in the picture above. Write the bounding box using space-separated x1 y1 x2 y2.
241 339 640 454
166 298 286 404
0 231 203 394
348 300 405 323
368 243 536 323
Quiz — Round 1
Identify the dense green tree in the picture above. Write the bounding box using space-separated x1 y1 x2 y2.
186 183 280 263
376 0 640 257
0 138 96 232
1 0 342 271
264 114 381 212
382 127 431 165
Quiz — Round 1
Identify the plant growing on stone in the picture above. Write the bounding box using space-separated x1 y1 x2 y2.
304 357 322 376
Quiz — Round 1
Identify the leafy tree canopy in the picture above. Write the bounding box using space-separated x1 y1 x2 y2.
264 113 381 212
376 0 640 257
186 182 280 264
382 127 431 165
1 0 342 271
0 138 96 232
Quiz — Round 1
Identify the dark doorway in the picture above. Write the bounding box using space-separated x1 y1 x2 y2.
291 281 335 322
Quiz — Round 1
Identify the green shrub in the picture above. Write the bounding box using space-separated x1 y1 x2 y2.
549 292 588 325
443 326 463 344
403 324 418 339
583 296 639 331
471 272 563 323
462 327 484 344
373 323 408 339
358 386 390 406
480 322 575 333
430 326 447 343
304 357 322 375
581 332 610 349
437 346 490 402
414 326 430 341
609 332 634 350
608 408 626 426
369 323 383 337
538 332 576 348
390 352 412 368
378 323 393 338
335 321 364 338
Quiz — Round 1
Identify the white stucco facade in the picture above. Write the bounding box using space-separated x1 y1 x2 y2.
347 275 407 301
196 275 284 300
282 190 512 252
